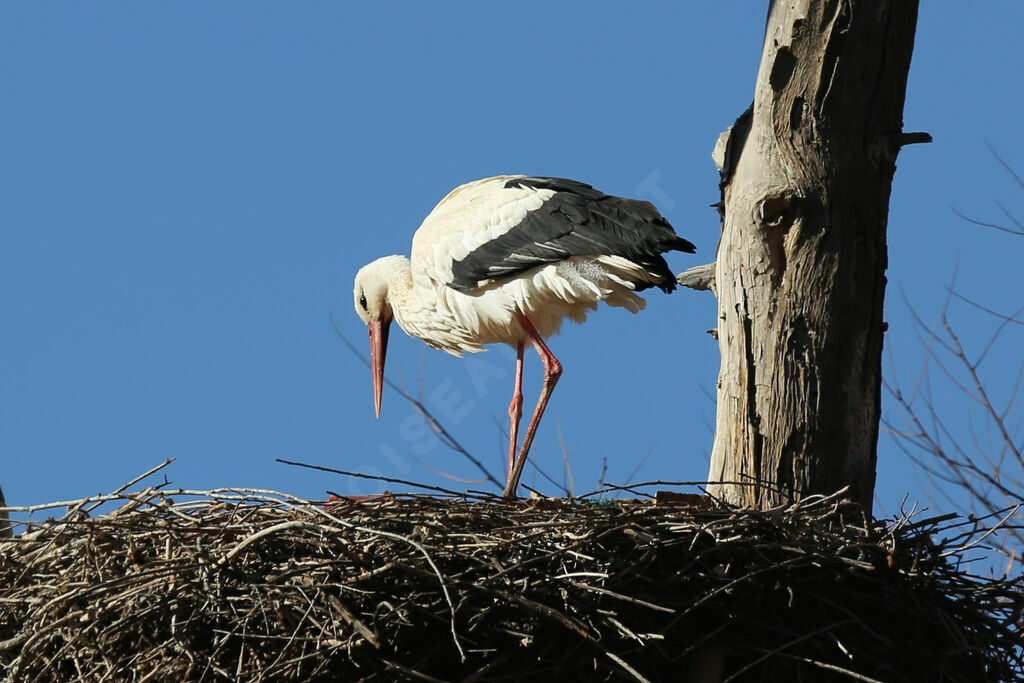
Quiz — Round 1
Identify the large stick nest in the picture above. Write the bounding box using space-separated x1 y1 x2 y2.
0 485 1020 682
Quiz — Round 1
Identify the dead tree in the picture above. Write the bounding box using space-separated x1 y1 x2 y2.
705 1 924 508
0 485 10 539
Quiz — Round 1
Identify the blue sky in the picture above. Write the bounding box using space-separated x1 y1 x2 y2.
3 4 1022 522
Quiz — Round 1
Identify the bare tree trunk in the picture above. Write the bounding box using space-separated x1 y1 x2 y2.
707 0 922 508
0 485 11 539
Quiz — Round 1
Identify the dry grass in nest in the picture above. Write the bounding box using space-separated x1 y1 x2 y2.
0 476 1021 682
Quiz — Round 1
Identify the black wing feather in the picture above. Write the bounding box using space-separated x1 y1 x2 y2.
449 177 695 293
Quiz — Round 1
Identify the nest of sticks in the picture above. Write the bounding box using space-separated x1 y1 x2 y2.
0 478 1021 682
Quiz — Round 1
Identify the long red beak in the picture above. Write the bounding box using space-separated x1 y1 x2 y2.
369 318 390 418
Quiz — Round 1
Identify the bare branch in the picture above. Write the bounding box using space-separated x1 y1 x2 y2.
986 141 1024 195
675 262 716 292
951 206 1024 237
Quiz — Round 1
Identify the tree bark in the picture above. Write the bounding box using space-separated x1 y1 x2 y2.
0 485 10 539
707 0 921 508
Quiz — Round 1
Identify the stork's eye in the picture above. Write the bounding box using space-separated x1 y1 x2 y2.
359 293 368 311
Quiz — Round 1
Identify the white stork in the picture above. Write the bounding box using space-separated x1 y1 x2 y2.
353 175 695 497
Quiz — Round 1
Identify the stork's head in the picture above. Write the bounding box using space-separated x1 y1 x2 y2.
353 256 401 418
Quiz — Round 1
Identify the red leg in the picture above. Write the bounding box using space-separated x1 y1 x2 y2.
507 341 525 474
503 310 562 498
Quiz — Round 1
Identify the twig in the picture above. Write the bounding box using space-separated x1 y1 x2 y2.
330 314 502 489
276 458 474 498
84 459 175 514
556 418 575 497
